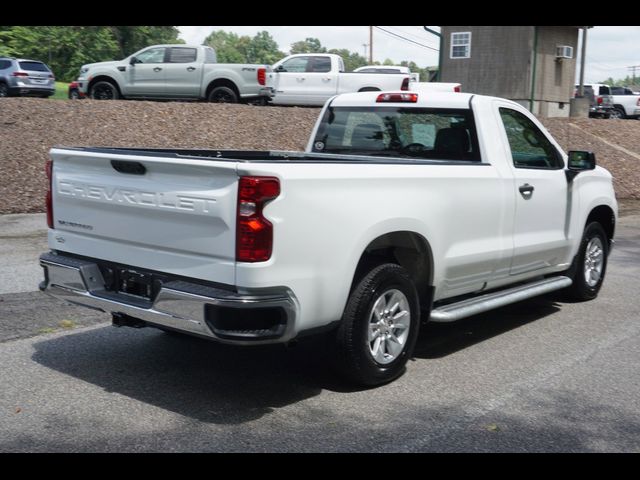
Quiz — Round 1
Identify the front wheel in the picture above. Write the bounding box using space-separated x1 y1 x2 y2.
566 222 609 301
90 81 119 100
331 263 420 386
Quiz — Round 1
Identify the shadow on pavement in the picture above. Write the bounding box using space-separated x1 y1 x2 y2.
31 294 565 425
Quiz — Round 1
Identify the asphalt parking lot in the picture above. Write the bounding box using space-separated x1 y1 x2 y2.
0 213 639 452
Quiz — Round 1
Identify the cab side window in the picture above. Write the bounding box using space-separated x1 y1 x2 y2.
135 47 166 64
499 108 563 169
280 56 309 72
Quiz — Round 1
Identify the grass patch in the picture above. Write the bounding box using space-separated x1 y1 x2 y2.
52 81 69 100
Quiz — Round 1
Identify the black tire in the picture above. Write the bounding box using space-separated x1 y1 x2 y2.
331 263 420 386
611 107 626 120
207 86 238 103
69 89 80 100
90 80 119 100
0 83 8 97
566 222 609 301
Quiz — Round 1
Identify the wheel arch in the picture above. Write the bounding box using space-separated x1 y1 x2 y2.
351 231 434 309
88 75 122 97
205 78 240 100
586 204 616 249
358 86 381 92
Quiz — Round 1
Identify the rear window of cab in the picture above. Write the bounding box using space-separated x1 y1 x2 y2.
312 106 481 162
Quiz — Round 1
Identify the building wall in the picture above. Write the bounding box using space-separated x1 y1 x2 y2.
440 26 579 117
440 26 534 101
533 26 579 103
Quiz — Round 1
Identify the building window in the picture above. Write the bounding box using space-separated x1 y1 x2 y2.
450 32 471 59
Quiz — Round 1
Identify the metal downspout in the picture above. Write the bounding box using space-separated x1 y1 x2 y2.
529 26 538 113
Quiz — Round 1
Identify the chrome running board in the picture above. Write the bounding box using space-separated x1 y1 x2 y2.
429 276 572 323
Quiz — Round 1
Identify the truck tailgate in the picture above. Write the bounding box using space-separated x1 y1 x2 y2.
49 148 238 285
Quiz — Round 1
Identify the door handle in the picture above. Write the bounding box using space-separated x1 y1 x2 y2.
153 67 162 72
519 183 535 196
297 77 306 82
187 67 196 72
323 78 331 82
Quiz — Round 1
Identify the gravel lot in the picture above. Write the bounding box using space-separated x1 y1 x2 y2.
1 97 639 214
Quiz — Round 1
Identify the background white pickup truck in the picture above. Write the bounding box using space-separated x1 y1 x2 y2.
609 86 640 119
40 91 617 386
267 53 411 106
77 44 271 103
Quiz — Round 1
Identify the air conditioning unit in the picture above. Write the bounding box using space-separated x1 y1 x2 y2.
556 45 574 59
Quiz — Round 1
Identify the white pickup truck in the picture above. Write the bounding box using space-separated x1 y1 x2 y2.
609 86 640 119
40 91 617 386
267 53 411 106
76 44 271 103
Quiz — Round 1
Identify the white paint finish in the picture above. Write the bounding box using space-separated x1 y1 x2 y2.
268 54 410 106
46 92 618 338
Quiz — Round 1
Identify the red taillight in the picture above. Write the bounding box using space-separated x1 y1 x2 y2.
454 85 461 93
12 71 28 77
236 176 280 262
376 93 418 103
597 96 603 105
401 77 410 91
637 97 640 107
45 159 53 229
257 67 266 86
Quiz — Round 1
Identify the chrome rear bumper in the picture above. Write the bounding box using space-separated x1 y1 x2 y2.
39 252 297 345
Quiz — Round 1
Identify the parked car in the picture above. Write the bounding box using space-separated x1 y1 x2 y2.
574 84 615 118
40 90 616 386
354 65 420 82
68 81 85 99
0 57 55 98
409 81 461 93
267 53 411 106
608 86 640 119
75 44 272 103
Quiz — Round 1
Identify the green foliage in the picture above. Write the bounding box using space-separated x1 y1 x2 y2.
599 75 640 88
0 26 182 82
290 38 326 54
203 30 284 64
327 48 367 72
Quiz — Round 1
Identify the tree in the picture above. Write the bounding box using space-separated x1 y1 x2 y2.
290 38 326 54
108 26 183 58
203 29 285 65
246 31 284 64
0 26 182 82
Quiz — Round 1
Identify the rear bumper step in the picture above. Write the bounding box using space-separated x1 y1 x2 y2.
39 252 297 344
429 276 572 323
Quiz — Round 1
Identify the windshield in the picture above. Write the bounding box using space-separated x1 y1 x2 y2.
312 106 481 161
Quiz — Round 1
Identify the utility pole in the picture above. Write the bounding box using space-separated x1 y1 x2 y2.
362 43 369 60
369 26 373 64
423 26 442 82
628 65 640 85
578 26 588 97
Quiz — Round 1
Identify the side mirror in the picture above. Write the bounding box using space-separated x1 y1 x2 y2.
568 150 596 171
129 57 138 66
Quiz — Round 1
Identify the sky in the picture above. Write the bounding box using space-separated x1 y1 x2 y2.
178 26 640 84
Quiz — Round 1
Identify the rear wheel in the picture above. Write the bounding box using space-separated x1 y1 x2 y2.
90 81 119 100
207 86 238 103
0 83 8 97
566 222 609 301
331 263 420 386
611 107 626 119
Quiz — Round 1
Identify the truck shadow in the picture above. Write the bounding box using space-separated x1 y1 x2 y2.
31 294 563 424
414 294 562 359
